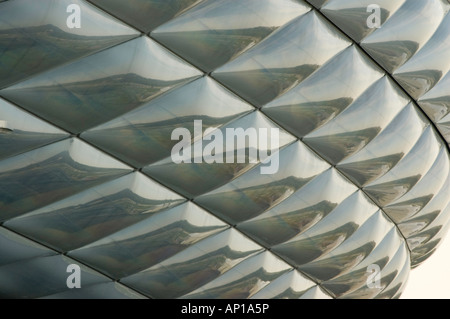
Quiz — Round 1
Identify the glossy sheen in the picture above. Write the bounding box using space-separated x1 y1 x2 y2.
0 0 449 299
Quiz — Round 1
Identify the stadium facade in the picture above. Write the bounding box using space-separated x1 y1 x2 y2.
0 0 449 299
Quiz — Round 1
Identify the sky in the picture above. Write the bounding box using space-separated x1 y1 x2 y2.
401 231 450 299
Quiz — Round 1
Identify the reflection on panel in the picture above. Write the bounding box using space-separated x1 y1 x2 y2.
0 226 145 299
0 37 202 133
299 212 398 288
409 204 450 267
303 76 409 165
181 251 292 299
337 103 427 187
393 14 450 100
273 192 380 272
419 71 450 124
144 111 296 198
320 0 406 42
342 239 410 299
152 0 311 72
322 226 404 298
213 10 350 107
262 46 383 138
0 227 56 266
375 245 410 299
0 0 139 88
0 138 131 221
4 172 185 252
82 77 253 168
121 228 262 298
0 97 68 161
383 147 448 223
0 254 111 299
361 0 447 73
195 142 330 225
238 169 356 248
364 126 442 207
419 70 450 146
68 202 228 279
89 0 205 32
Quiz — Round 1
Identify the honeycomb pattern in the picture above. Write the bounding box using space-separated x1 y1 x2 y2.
0 0 449 299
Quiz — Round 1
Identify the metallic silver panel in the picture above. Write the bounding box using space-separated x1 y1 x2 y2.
144 111 296 198
68 202 228 278
0 37 202 133
0 0 139 88
212 10 350 107
4 172 185 251
0 138 131 221
152 0 311 72
89 0 206 33
121 228 262 298
82 77 253 167
0 97 68 160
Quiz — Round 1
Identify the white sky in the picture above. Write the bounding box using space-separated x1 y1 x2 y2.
401 232 450 299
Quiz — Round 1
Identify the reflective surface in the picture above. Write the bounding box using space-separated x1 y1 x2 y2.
0 98 68 160
0 0 139 88
0 227 144 299
151 0 311 72
88 0 206 33
82 77 253 167
213 10 350 107
1 37 202 133
0 0 449 299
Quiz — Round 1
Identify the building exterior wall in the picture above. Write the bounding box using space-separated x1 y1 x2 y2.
0 0 449 299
